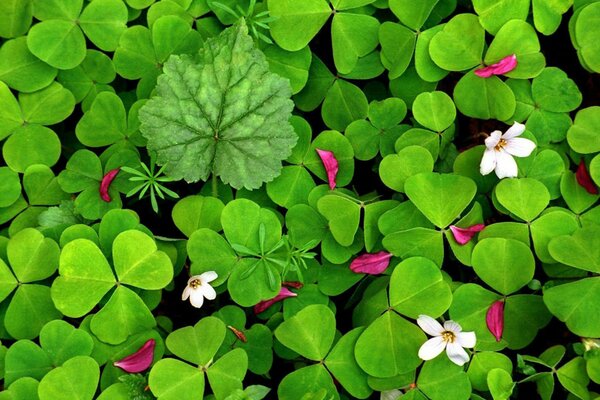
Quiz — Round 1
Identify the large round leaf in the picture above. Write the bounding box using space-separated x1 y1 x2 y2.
172 195 224 237
332 13 379 74
418 356 472 400
473 0 529 34
139 21 296 189
472 238 535 295
321 79 368 131
277 364 338 400
404 172 477 228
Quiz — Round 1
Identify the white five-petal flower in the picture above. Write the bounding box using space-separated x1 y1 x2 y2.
181 271 218 308
417 315 476 366
479 122 536 179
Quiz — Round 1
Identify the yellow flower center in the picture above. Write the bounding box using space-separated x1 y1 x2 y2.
441 330 456 343
494 138 508 151
190 279 202 289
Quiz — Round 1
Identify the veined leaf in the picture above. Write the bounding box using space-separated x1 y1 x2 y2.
139 19 296 189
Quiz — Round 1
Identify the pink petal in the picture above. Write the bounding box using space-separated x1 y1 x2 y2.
113 339 155 373
576 158 598 195
254 287 297 314
486 300 504 342
100 168 120 202
316 148 339 190
449 224 485 245
349 251 393 275
475 54 517 78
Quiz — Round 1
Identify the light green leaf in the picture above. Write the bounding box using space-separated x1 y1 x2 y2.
544 277 600 337
332 13 379 74
268 0 332 52
317 195 361 247
38 356 99 400
495 178 550 221
389 257 452 318
404 172 477 228
472 238 535 295
274 304 335 361
429 13 485 71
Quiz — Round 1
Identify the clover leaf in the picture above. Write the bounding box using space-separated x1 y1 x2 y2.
139 20 295 190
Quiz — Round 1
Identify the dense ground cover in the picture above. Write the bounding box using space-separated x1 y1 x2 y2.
0 0 599 399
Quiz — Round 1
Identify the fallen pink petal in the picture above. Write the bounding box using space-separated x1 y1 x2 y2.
113 339 155 373
100 168 120 202
228 325 248 343
576 158 598 195
449 224 485 245
316 148 339 190
350 251 393 275
486 300 505 342
254 287 297 314
475 54 518 78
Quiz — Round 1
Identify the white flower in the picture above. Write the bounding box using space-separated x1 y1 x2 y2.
181 271 218 308
417 315 476 366
479 122 536 179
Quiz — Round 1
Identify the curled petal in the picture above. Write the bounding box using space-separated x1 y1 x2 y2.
316 148 339 190
449 224 485 245
486 300 505 342
418 336 446 360
228 325 247 343
349 251 393 275
254 287 297 314
100 168 120 202
417 315 445 336
475 54 517 78
576 159 599 195
446 341 470 366
113 339 155 373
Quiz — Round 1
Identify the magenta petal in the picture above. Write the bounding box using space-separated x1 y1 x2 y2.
449 224 485 245
576 159 599 195
282 281 304 289
254 287 297 314
113 339 156 373
486 301 505 342
349 251 393 275
100 168 120 202
475 54 517 78
316 148 339 190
